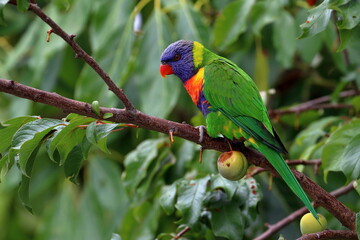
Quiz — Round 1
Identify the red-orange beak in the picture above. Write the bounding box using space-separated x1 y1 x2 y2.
160 64 174 78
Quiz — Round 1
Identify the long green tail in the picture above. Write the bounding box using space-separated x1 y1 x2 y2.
255 141 318 219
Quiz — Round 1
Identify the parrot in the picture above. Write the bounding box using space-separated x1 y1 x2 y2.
159 40 318 219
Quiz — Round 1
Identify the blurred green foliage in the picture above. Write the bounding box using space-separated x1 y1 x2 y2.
0 0 360 239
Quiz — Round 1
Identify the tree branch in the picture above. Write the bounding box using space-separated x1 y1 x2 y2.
250 159 321 176
269 90 359 118
297 230 358 240
0 78 356 231
254 181 356 240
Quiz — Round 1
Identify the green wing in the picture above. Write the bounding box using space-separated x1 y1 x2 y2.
203 58 287 154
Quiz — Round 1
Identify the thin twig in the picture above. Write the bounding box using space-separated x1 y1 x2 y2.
8 1 135 111
173 226 191 239
269 90 359 118
254 181 355 240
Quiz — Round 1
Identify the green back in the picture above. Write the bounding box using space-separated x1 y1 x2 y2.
202 56 286 154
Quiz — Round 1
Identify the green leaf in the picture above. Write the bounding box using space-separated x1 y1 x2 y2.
120 201 161 240
290 117 342 159
12 119 63 176
135 9 180 119
213 0 255 50
0 0 9 26
103 113 113 119
85 122 118 154
323 118 360 181
18 145 40 212
48 116 91 165
16 0 28 12
244 178 262 208
250 0 280 36
176 0 210 46
210 201 245 240
159 184 177 215
338 27 360 51
63 146 84 183
356 180 360 195
175 176 210 226
0 116 37 154
336 0 360 29
210 174 238 200
299 0 333 39
273 11 296 68
123 138 166 195
36 181 77 240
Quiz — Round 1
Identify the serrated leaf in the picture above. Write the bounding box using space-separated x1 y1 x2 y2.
175 176 210 226
299 0 333 39
323 118 360 181
213 0 255 49
12 119 63 176
210 201 245 240
160 184 177 215
85 122 118 153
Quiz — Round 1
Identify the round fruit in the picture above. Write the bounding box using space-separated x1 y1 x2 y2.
300 213 327 235
217 151 248 181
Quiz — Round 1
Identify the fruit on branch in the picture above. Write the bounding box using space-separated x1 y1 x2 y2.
217 151 248 181
300 213 327 235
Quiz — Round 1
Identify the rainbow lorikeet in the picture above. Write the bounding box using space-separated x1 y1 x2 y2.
160 40 318 219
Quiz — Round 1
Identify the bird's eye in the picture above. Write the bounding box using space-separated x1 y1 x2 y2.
173 54 181 61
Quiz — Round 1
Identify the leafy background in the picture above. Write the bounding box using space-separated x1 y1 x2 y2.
0 0 360 239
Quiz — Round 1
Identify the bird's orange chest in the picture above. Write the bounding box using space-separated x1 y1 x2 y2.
183 68 204 105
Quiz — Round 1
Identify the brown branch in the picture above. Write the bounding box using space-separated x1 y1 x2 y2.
0 78 356 231
254 181 356 240
269 90 359 118
8 1 135 111
174 226 191 239
250 159 321 176
297 230 358 240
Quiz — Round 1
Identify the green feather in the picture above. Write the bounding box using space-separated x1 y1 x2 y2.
195 46 318 219
255 141 318 219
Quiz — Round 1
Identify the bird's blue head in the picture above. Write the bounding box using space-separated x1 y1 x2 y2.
160 40 197 82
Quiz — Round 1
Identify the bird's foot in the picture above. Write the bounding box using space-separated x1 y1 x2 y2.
195 125 207 143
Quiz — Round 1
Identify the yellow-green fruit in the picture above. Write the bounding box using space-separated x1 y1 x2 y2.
217 151 248 181
300 213 327 235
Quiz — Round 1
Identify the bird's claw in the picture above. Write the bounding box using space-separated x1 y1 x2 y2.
195 125 207 143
